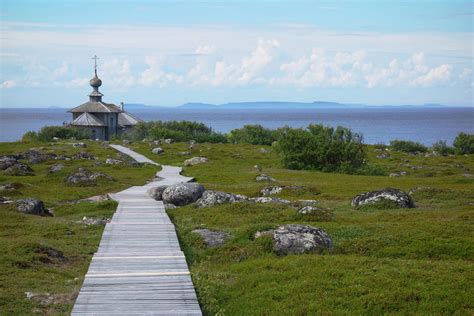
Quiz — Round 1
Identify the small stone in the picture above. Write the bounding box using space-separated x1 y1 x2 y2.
255 174 276 182
164 139 174 144
72 143 87 148
249 197 291 205
192 229 231 247
105 158 122 165
259 148 269 154
73 151 95 160
376 153 390 159
184 157 209 166
196 190 248 208
16 198 53 216
48 163 64 173
260 186 283 196
152 147 164 155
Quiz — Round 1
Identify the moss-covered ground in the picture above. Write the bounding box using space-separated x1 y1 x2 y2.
1 140 473 314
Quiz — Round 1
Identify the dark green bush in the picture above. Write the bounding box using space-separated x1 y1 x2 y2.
453 132 474 154
432 140 455 156
390 140 427 153
27 126 91 142
228 125 275 145
130 121 227 143
21 131 38 142
275 124 367 173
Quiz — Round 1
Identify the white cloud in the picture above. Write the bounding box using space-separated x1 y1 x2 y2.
459 67 472 80
195 45 215 55
65 77 89 88
52 61 68 78
1 80 17 89
411 64 452 86
101 59 135 88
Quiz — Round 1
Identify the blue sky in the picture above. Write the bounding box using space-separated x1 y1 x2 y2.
1 0 473 107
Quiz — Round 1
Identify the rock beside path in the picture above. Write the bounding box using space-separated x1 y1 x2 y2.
184 157 209 166
192 229 231 247
196 190 247 208
162 183 205 206
257 224 333 255
147 185 169 201
16 198 53 216
351 188 415 208
152 147 164 155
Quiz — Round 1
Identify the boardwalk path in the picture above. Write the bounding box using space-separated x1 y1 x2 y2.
72 145 201 315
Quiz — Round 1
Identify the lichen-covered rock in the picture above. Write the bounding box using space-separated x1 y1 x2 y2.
81 216 110 225
271 224 333 255
4 163 34 176
73 151 95 160
164 138 174 144
147 185 169 201
249 197 291 205
65 168 111 186
351 188 415 208
196 190 247 208
376 153 390 159
16 198 53 216
192 229 231 247
48 163 64 173
297 205 334 220
0 156 18 170
152 147 164 155
184 157 209 166
389 171 407 177
260 186 283 196
297 199 319 207
255 174 276 182
72 142 87 148
105 158 122 165
162 183 205 206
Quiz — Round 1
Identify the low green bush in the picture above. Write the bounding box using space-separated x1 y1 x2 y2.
228 124 275 145
432 140 455 156
275 124 368 173
23 126 91 142
453 132 474 154
390 139 428 153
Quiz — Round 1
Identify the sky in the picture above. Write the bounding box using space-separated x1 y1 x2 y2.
0 0 473 107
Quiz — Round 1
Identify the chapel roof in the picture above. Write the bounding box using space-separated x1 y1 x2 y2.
70 112 105 127
68 101 123 113
118 111 143 126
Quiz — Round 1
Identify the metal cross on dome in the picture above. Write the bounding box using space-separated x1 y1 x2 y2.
92 55 99 75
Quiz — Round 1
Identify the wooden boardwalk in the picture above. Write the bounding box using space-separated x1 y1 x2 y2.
72 145 201 315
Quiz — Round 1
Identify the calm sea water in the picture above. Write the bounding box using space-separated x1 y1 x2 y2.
0 107 473 145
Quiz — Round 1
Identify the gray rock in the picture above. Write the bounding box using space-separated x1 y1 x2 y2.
351 188 415 208
162 183 205 206
196 190 248 208
192 229 231 247
297 199 319 207
48 163 64 173
164 203 177 210
105 158 122 165
260 186 283 196
72 142 87 148
16 198 53 216
152 147 164 155
4 163 34 176
298 205 320 214
184 157 209 166
153 140 161 145
376 153 390 159
255 174 276 182
249 197 291 205
73 151 95 160
0 196 14 204
259 148 270 154
0 156 18 170
147 185 169 201
389 171 407 177
254 164 262 172
164 138 174 144
179 151 191 156
270 224 333 255
65 168 111 186
123 140 131 145
0 183 17 191
81 216 110 225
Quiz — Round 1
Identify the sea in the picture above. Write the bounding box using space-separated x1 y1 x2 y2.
0 107 473 145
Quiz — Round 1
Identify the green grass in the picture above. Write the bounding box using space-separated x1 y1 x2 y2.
0 140 158 315
1 140 473 314
130 141 474 315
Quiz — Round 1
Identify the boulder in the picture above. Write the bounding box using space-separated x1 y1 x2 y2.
65 168 111 186
0 156 18 170
147 185 169 201
184 157 209 166
270 224 333 255
255 174 276 182
48 163 64 173
260 186 283 196
196 190 248 208
152 147 164 155
249 197 291 205
73 151 95 160
351 188 415 208
16 198 53 216
105 158 122 165
162 183 205 206
4 163 34 176
192 229 231 247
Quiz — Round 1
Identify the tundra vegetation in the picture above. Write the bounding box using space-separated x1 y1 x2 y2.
0 123 472 314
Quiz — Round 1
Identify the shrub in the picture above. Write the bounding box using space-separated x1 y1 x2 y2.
275 124 367 173
29 126 91 142
453 132 474 154
228 125 275 145
130 121 227 143
21 131 38 142
390 140 427 153
432 140 455 156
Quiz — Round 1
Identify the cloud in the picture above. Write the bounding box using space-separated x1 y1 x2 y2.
1 80 17 89
139 56 183 87
52 61 68 79
459 67 472 80
65 77 89 88
100 59 135 88
195 45 215 55
411 64 452 86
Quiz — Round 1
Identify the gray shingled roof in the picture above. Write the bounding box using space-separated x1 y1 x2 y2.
68 101 122 113
118 111 143 126
71 112 105 126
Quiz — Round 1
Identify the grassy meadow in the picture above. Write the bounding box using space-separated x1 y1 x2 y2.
0 139 473 314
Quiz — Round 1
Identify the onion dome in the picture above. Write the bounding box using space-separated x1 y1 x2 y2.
90 74 102 88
